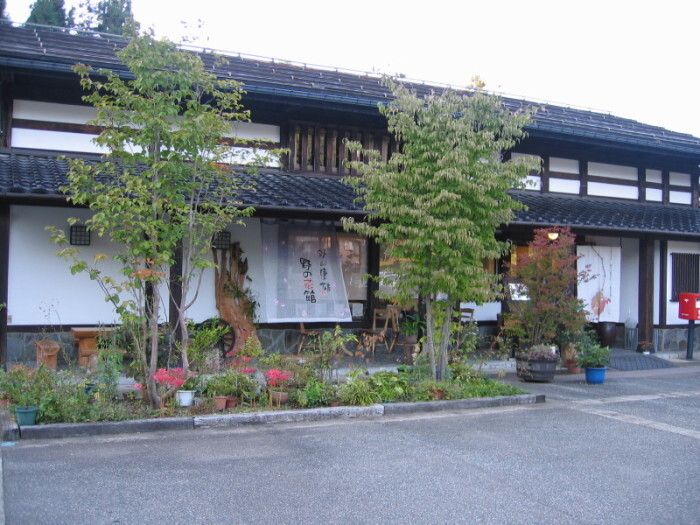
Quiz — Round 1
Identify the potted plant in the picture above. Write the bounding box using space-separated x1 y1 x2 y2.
205 373 235 410
264 369 293 407
176 375 200 407
400 312 424 365
578 342 611 384
503 227 592 381
515 344 559 382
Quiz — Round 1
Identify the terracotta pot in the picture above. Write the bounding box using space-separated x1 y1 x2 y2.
225 397 238 408
214 396 228 411
565 359 582 374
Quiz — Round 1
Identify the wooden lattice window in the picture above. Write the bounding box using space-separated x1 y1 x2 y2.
288 123 395 175
671 252 700 301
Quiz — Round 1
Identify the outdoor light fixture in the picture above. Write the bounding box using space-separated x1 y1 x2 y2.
547 232 559 241
69 225 90 246
212 231 231 250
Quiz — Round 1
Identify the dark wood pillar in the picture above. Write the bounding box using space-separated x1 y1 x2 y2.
0 203 9 367
638 236 655 352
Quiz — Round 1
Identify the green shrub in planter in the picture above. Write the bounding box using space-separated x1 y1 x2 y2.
578 343 611 368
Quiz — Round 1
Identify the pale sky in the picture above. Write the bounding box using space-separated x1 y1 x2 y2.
5 0 700 138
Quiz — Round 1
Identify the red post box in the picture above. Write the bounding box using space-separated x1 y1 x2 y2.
679 293 700 321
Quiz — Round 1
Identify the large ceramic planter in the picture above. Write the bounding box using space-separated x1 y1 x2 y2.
214 396 228 411
585 366 608 384
14 406 38 426
596 322 617 348
516 358 557 382
176 390 195 407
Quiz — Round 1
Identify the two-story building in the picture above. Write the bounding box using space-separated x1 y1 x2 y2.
1 21 700 364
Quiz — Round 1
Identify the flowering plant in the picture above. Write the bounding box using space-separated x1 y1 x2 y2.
153 368 185 389
522 344 558 361
264 369 293 389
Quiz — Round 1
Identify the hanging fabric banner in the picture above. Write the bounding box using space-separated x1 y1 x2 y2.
261 220 352 323
577 246 621 323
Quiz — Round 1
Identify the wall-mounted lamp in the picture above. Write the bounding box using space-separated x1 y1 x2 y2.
212 231 231 250
69 225 90 246
547 232 559 241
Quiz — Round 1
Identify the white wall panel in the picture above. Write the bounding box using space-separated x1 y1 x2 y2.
669 171 691 186
13 100 96 124
549 157 579 174
646 169 662 183
666 241 700 325
588 162 637 181
549 178 580 194
669 191 692 205
646 188 663 201
8 206 122 325
11 129 105 153
185 218 266 323
588 182 638 200
228 122 280 142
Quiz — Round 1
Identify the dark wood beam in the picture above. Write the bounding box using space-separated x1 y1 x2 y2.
638 236 655 352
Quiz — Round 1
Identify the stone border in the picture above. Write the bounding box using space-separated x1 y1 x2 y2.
3 394 544 441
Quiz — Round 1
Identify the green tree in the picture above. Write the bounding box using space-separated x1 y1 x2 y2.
26 0 73 26
344 78 538 380
78 0 138 35
52 32 278 408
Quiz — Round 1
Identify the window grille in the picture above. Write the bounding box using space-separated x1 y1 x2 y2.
671 252 700 301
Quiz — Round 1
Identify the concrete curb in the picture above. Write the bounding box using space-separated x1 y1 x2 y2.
194 404 385 429
4 393 544 440
16 416 193 440
383 394 545 415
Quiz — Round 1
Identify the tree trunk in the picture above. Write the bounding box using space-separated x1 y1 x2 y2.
212 242 258 351
425 297 437 380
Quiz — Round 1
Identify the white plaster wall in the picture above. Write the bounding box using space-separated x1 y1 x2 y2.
646 188 663 202
588 181 638 200
549 157 579 174
669 191 692 205
185 218 266 323
646 169 662 183
620 238 639 326
665 240 700 325
588 162 637 181
228 122 280 142
13 100 98 124
669 172 691 186
8 206 124 325
11 129 106 154
549 178 580 194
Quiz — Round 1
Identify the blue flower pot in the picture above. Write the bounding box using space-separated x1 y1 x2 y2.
585 366 607 384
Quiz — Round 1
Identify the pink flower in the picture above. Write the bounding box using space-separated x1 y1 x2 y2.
265 368 293 387
133 383 143 390
152 368 186 389
241 367 257 375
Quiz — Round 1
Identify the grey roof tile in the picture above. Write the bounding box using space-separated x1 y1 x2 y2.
2 22 700 156
2 151 699 236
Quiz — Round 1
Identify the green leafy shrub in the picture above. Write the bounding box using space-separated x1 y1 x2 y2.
367 371 410 402
338 369 381 406
294 378 336 408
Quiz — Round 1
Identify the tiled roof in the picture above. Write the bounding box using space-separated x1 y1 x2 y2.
512 191 700 235
0 151 362 213
2 151 699 237
2 21 700 156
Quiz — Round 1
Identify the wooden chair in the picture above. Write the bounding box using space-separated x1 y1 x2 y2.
296 323 321 354
359 308 391 356
456 306 475 325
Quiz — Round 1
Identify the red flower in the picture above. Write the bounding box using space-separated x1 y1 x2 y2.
264 369 293 387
